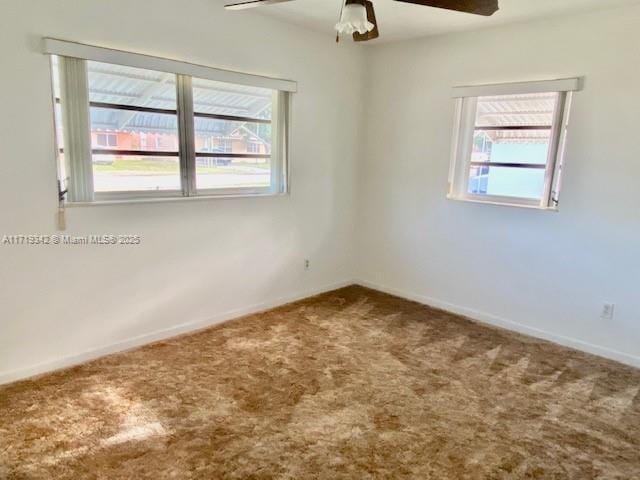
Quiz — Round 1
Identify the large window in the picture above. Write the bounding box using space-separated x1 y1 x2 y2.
448 79 580 209
47 39 294 202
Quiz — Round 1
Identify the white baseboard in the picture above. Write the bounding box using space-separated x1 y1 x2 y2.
0 279 354 386
356 280 640 369
4 278 637 385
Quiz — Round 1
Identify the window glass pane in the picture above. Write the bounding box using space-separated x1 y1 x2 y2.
192 78 272 119
90 107 179 152
468 166 545 199
469 128 550 200
86 62 180 192
87 61 177 109
191 77 274 192
195 117 271 155
93 155 180 193
196 157 271 190
475 92 558 127
464 91 562 202
472 129 550 166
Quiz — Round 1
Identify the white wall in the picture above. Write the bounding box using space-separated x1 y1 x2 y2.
357 5 640 366
0 0 365 382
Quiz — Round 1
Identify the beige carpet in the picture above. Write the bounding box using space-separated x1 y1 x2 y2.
1 286 639 479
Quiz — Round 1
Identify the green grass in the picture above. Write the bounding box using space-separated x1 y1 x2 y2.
94 158 270 175
94 159 179 173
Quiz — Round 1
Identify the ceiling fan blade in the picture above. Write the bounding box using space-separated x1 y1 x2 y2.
224 0 294 10
393 0 499 16
353 1 379 42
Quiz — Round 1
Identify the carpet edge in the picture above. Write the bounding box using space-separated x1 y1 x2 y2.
0 279 355 386
355 279 640 369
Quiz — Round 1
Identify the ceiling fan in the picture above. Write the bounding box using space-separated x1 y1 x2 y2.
224 0 499 42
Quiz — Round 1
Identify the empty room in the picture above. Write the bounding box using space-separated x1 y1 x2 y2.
1 0 639 478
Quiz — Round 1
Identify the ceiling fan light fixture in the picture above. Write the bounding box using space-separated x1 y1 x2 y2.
335 1 374 36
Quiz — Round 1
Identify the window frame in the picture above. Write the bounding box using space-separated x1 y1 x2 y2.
96 132 118 148
246 142 260 154
448 78 580 210
45 38 295 204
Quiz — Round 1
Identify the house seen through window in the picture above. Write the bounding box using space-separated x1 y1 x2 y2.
49 45 292 202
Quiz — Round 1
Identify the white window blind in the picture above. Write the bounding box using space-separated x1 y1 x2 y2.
44 38 297 93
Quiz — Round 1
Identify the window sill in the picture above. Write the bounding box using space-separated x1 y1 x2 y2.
66 191 288 207
446 194 559 212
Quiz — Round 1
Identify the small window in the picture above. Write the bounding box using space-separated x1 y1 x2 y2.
96 133 118 148
215 138 233 154
448 79 580 209
47 40 294 203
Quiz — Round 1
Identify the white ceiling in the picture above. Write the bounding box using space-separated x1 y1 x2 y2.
230 0 640 43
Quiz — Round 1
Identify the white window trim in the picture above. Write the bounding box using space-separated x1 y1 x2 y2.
452 78 581 98
46 39 295 203
43 38 297 92
448 78 581 210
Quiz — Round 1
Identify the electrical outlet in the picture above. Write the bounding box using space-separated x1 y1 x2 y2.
601 303 615 320
304 259 310 270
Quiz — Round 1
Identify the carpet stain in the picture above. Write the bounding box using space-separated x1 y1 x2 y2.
1 286 639 479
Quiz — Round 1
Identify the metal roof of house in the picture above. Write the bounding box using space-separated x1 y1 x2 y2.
475 92 557 144
87 61 272 115
53 58 272 138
